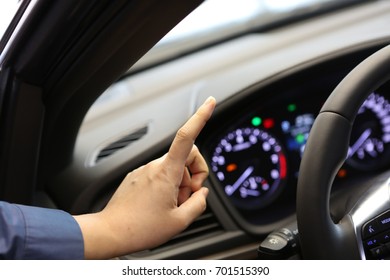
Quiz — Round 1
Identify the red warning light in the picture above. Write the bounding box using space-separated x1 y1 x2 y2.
337 169 347 178
263 118 275 129
279 153 287 179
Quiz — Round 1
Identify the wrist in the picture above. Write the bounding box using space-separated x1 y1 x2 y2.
74 212 120 259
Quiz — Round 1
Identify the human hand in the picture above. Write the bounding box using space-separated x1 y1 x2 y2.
74 96 216 259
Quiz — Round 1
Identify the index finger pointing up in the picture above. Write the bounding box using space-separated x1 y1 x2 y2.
166 96 216 167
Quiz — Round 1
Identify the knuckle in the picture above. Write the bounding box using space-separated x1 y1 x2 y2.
198 198 207 213
176 126 192 142
192 144 199 153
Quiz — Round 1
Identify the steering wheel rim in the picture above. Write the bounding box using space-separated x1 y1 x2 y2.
297 44 390 259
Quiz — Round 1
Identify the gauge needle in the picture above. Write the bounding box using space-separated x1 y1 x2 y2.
225 166 254 196
348 128 372 158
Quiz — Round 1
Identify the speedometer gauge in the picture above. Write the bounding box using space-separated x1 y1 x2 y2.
211 127 287 210
347 92 390 170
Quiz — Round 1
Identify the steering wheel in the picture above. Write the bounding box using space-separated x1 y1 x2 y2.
297 44 390 259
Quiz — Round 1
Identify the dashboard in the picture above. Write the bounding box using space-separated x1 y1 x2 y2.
200 44 390 235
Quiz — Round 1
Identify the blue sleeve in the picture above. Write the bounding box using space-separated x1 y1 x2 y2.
0 201 84 259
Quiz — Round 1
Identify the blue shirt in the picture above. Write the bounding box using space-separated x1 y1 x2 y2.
0 201 84 259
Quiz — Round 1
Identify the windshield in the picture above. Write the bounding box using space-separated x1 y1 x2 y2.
131 0 370 71
161 0 334 44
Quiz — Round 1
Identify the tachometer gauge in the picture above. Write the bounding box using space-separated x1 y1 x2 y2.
347 92 390 170
211 127 287 210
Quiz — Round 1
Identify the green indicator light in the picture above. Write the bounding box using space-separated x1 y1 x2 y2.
252 117 262 127
287 104 297 112
296 134 305 144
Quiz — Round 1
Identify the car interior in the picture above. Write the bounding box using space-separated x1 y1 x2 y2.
1 0 390 260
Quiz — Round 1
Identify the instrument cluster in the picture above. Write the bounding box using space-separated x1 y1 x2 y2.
204 78 390 227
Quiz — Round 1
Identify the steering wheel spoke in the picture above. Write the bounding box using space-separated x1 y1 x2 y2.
349 174 390 259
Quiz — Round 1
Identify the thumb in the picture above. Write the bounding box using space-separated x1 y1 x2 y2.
174 187 209 228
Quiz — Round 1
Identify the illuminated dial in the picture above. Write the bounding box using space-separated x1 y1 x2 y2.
347 93 390 170
211 127 287 210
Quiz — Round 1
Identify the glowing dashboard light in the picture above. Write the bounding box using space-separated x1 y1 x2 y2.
337 169 347 178
263 118 275 129
279 153 287 179
281 121 290 132
251 116 262 127
295 133 305 144
287 103 297 112
226 163 238 172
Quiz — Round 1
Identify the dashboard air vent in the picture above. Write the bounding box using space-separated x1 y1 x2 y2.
166 208 223 245
131 207 224 257
95 126 148 163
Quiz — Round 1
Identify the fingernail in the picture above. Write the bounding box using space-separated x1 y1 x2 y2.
203 96 216 109
204 96 215 105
